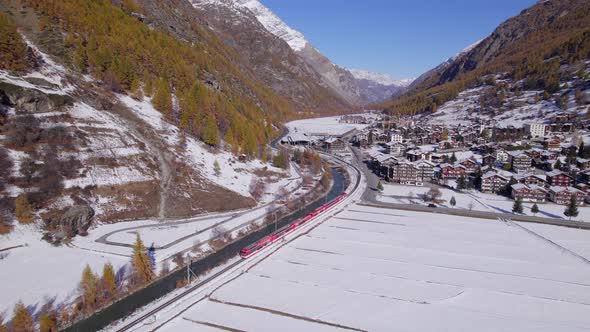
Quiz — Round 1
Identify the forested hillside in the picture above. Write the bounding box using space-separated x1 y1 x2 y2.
18 0 299 155
380 0 590 116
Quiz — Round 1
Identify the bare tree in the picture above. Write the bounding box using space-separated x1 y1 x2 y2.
425 187 442 202
211 225 227 239
249 178 266 201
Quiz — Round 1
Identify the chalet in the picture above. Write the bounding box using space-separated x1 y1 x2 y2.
544 136 562 152
415 160 436 183
482 154 497 166
459 158 479 174
353 132 369 148
511 184 547 203
548 186 586 205
406 150 432 162
322 137 346 153
546 170 573 187
525 149 543 160
439 163 467 179
388 160 434 186
510 151 532 173
515 173 546 187
578 184 590 204
481 172 509 193
386 142 405 156
377 155 401 178
541 150 560 162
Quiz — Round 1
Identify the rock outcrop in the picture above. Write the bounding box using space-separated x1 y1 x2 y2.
58 205 95 237
0 81 73 113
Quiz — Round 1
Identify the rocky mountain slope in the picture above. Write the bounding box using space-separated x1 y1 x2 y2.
381 0 590 119
0 0 300 238
186 0 352 115
192 0 410 105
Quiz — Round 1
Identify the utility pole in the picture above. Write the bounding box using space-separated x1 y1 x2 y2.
186 254 191 285
274 202 278 232
185 254 199 287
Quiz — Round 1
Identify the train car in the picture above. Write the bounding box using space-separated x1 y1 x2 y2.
240 192 347 259
239 235 274 258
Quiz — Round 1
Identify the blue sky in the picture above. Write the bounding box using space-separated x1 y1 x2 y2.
260 0 537 79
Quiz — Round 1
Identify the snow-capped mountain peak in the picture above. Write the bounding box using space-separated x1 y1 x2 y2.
192 0 308 51
348 69 414 87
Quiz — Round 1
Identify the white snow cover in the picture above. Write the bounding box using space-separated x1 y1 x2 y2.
193 0 308 51
118 95 297 200
348 68 413 87
0 224 129 315
285 113 375 137
157 204 590 331
378 183 590 222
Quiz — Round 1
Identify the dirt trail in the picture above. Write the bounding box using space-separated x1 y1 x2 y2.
109 102 174 220
78 88 175 219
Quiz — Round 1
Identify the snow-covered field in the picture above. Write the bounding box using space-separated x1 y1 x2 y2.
157 204 590 331
378 183 590 222
0 224 129 315
285 114 374 137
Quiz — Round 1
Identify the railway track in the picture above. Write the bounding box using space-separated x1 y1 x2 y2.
114 149 364 332
117 258 248 332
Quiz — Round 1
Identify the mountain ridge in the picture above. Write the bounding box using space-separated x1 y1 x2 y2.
193 0 409 104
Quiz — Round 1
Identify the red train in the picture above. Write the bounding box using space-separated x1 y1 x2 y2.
240 193 347 258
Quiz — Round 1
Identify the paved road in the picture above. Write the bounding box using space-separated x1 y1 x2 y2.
350 144 590 230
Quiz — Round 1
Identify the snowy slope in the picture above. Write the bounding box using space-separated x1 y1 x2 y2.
193 0 308 51
349 69 413 87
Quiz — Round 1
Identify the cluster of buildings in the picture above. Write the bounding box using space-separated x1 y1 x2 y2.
356 113 590 207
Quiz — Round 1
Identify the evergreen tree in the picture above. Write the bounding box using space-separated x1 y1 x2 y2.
11 302 33 332
531 203 539 216
376 181 384 192
441 128 449 141
450 152 457 163
202 115 219 146
0 13 30 72
566 147 578 165
578 141 585 158
450 196 456 207
100 263 117 302
39 308 58 332
132 234 154 286
15 194 34 224
564 195 579 220
512 197 524 214
152 78 172 116
554 158 562 170
80 264 97 312
457 176 466 190
320 171 331 189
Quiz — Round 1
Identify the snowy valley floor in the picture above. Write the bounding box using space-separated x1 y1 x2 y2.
156 204 590 332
